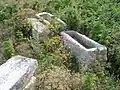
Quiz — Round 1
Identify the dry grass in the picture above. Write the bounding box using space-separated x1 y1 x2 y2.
36 66 82 90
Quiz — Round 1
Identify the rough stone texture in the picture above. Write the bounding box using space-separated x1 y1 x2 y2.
28 18 49 41
28 12 67 41
0 55 38 90
35 12 67 29
60 31 107 67
23 76 36 90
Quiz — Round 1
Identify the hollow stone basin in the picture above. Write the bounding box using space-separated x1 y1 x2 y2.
60 31 107 66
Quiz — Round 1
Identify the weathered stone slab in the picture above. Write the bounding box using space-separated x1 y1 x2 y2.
28 12 67 41
0 55 38 90
28 18 49 41
60 31 107 67
23 76 36 90
35 12 67 29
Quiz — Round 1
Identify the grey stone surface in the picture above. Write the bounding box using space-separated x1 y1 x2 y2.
28 12 67 41
35 12 67 29
23 76 36 90
60 31 107 67
28 18 49 41
0 55 38 90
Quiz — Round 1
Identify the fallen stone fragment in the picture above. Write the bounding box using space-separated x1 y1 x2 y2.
0 55 38 90
28 18 49 41
28 12 67 41
35 12 67 28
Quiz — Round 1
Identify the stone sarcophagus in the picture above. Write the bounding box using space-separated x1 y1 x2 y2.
28 12 67 41
0 55 38 90
60 31 107 67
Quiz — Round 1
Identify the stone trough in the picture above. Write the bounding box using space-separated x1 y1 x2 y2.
60 31 107 67
28 12 66 41
0 55 38 90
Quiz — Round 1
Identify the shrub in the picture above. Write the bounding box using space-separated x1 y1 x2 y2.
31 35 71 73
36 66 81 90
13 9 35 42
30 16 72 73
0 4 17 22
3 39 15 59
15 42 34 58
81 72 117 90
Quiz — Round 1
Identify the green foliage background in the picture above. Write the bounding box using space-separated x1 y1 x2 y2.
0 0 120 90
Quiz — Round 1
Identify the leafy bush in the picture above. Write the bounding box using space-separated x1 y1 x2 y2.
36 66 117 90
13 9 35 42
81 72 117 90
31 34 71 73
36 66 81 90
15 42 34 58
3 39 15 59
0 4 17 23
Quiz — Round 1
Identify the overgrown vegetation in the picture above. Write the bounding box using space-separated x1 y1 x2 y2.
0 0 120 90
3 39 15 59
44 0 120 78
